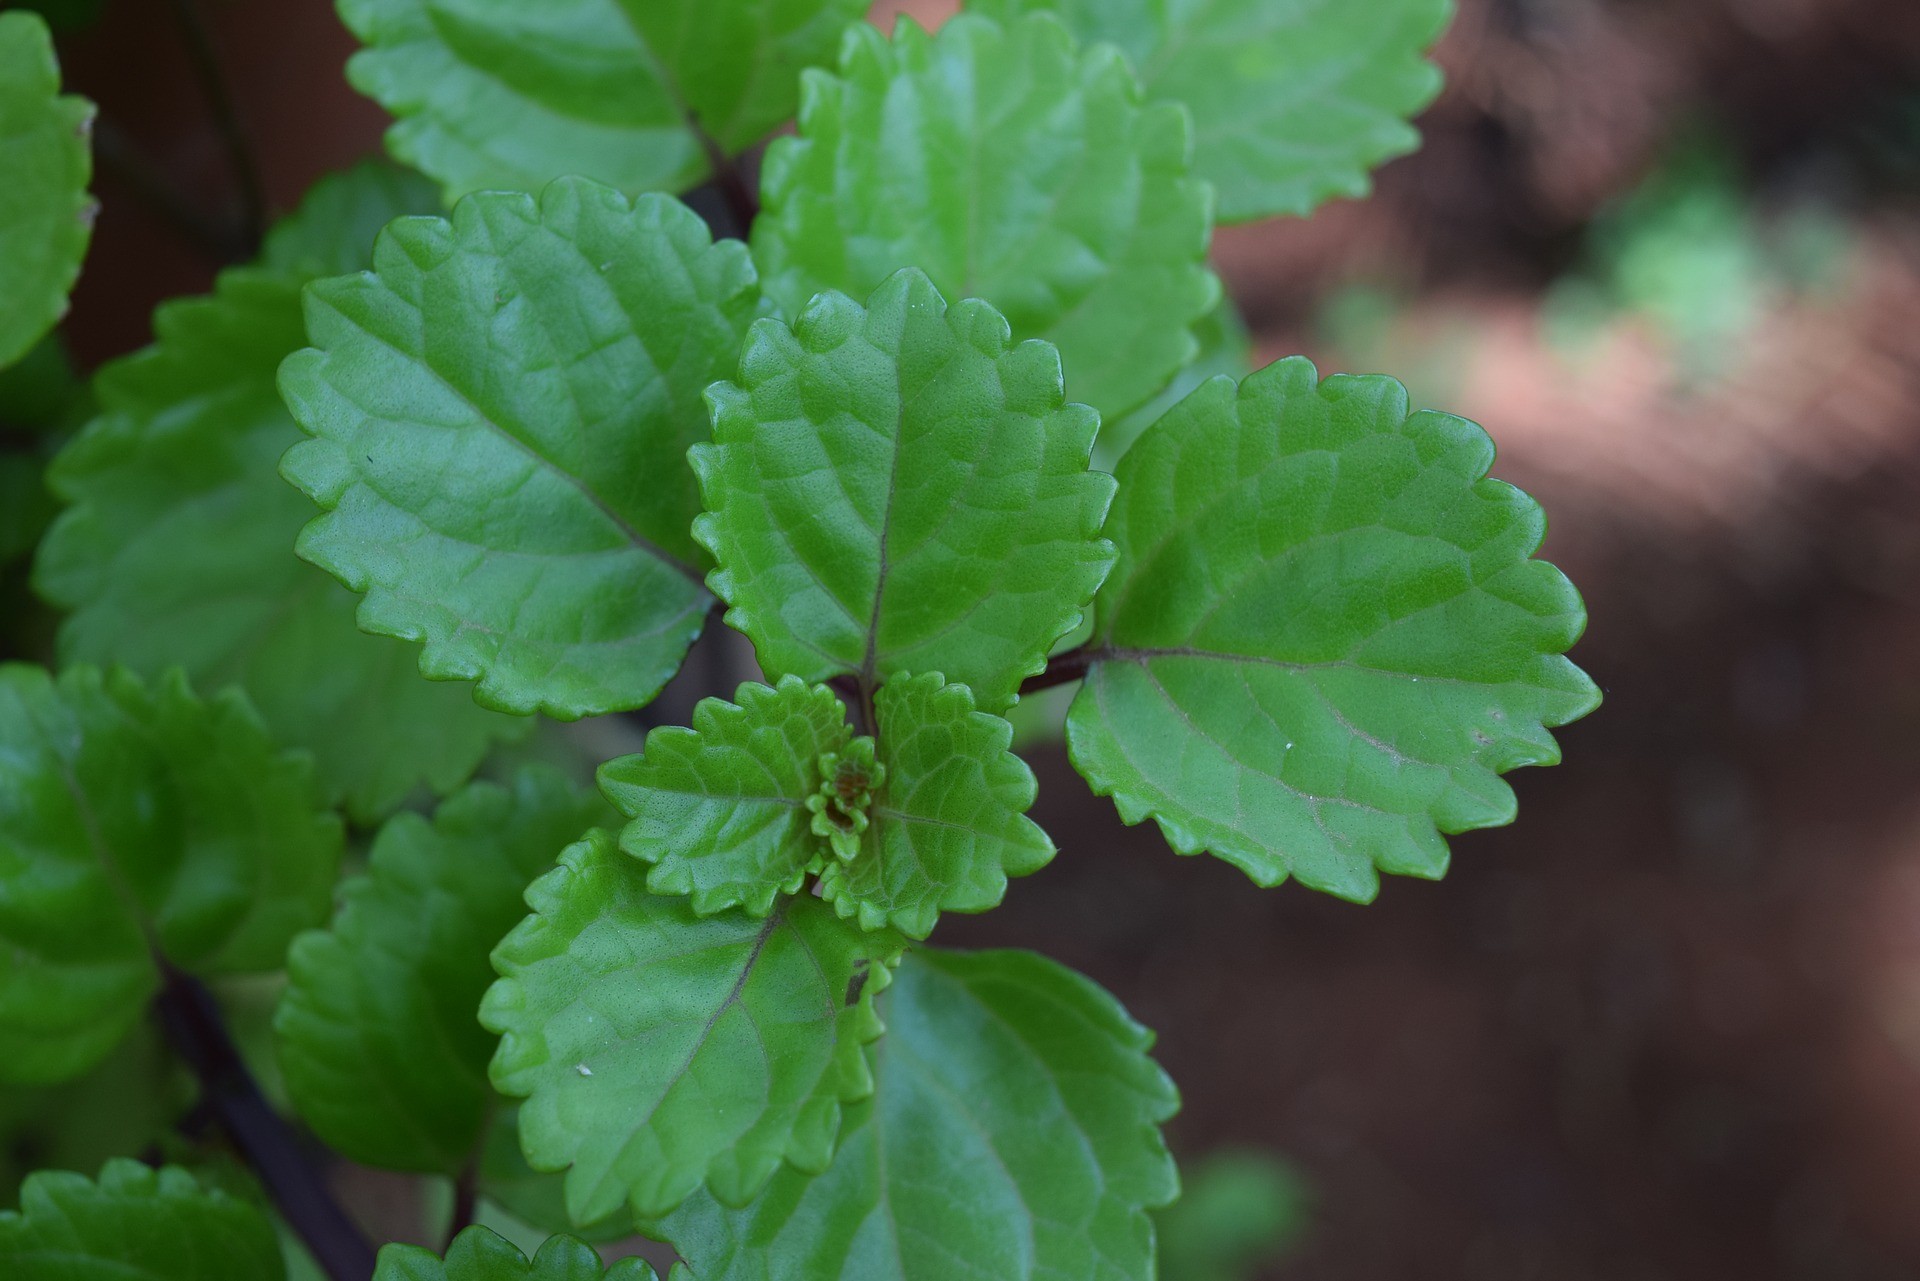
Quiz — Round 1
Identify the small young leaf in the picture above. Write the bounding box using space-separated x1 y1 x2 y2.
0 1159 284 1280
598 677 852 917
653 947 1179 1281
338 0 866 203
0 665 342 1085
695 270 1115 710
35 163 521 822
819 673 1053 940
482 831 903 1224
275 768 613 1175
280 179 763 718
753 13 1218 418
970 0 1453 222
377 1228 673 1281
0 11 93 369
1068 359 1600 902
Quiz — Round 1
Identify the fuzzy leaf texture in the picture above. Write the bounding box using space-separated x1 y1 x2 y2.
34 163 523 822
280 179 766 718
0 665 341 1085
970 0 1453 222
695 270 1114 710
376 1228 678 1281
1068 358 1600 902
0 1159 283 1281
653 948 1179 1281
753 13 1218 418
275 768 613 1174
598 677 852 917
338 0 865 202
482 830 903 1224
0 12 93 369
819 673 1053 939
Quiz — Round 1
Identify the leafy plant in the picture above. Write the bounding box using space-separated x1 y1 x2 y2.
0 1 1596 1278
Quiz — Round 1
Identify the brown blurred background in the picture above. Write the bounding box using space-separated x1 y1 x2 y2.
24 0 1920 1276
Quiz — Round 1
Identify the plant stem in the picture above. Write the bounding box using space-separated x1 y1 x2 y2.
1019 646 1098 695
446 1161 479 1249
167 0 267 257
153 964 378 1281
689 117 760 239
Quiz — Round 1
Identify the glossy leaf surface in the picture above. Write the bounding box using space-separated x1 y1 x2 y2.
1068 359 1600 902
0 12 93 368
971 0 1452 222
598 677 851 917
820 673 1052 939
281 180 762 718
0 1159 283 1280
276 768 612 1174
338 0 866 202
654 947 1178 1281
376 1228 669 1281
753 14 1217 418
35 163 521 821
695 271 1114 710
482 830 901 1223
0 665 341 1085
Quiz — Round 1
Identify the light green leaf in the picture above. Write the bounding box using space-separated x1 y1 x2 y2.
1067 358 1600 902
752 13 1218 419
694 270 1115 710
0 11 93 369
653 947 1179 1281
338 0 866 204
0 665 341 1085
476 1108 634 1244
35 164 522 822
1096 297 1250 472
0 1159 284 1280
820 673 1052 940
275 767 613 1174
969 0 1452 223
377 1227 674 1281
598 677 851 918
280 179 763 719
482 830 902 1224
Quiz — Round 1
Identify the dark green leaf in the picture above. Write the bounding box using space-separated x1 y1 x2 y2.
969 0 1453 222
0 11 93 369
338 0 866 203
1068 358 1600 902
482 830 902 1223
654 947 1179 1281
275 768 613 1174
598 677 852 917
0 1159 283 1280
752 13 1218 418
695 270 1114 710
0 665 341 1085
820 673 1053 940
280 180 764 718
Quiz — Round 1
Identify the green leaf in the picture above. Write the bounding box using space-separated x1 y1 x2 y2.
820 673 1053 940
969 0 1452 223
752 13 1218 419
598 677 851 917
0 11 93 370
695 270 1115 710
0 665 341 1085
1067 358 1600 902
279 179 764 718
338 0 866 204
653 947 1179 1281
377 1227 673 1281
35 164 523 822
482 830 901 1224
0 1159 284 1280
275 767 613 1174
1154 1150 1310 1281
476 1108 634 1244
1096 297 1250 473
